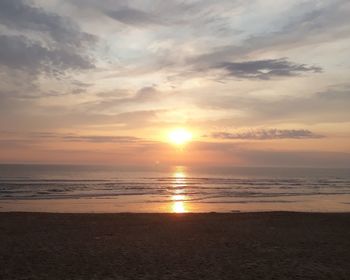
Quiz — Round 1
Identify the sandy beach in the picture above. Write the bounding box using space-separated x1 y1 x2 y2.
1 212 349 279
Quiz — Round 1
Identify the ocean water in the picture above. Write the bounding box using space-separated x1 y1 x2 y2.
0 164 349 213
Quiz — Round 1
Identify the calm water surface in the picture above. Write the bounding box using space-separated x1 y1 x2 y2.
0 164 349 213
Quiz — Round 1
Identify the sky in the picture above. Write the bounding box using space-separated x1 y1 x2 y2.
0 0 349 167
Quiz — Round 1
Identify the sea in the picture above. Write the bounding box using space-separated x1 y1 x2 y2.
0 164 349 213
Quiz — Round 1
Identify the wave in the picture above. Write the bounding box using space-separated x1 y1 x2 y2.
0 176 349 202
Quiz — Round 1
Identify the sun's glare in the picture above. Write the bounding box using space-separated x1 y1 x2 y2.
172 201 186 213
174 171 185 178
168 128 192 145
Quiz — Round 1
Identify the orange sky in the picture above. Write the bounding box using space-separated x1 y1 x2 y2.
0 0 350 167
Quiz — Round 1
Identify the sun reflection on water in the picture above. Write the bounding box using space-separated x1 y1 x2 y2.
172 194 185 201
171 168 188 213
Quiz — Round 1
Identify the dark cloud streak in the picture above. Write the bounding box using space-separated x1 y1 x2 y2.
211 129 324 140
0 131 152 144
216 58 321 80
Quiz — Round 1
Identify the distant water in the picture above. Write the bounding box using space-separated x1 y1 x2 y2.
0 164 349 213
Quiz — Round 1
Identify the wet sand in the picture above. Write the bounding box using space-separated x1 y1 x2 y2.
1 212 350 279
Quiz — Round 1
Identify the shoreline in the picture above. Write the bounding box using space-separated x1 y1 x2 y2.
1 193 350 213
1 212 350 279
2 210 350 214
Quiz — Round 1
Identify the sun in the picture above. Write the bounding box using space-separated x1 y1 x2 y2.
168 128 192 145
172 201 186 213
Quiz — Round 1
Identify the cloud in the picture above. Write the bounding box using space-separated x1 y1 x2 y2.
216 58 321 80
210 129 324 140
245 0 350 51
105 8 163 26
0 34 94 74
0 0 96 78
0 131 152 145
0 0 95 46
81 0 245 29
188 1 350 70
23 132 145 143
84 87 162 113
106 86 160 104
196 85 350 125
0 0 349 166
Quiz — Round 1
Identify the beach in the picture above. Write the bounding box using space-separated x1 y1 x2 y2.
1 212 350 279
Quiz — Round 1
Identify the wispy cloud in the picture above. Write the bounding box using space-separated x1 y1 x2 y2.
211 129 324 140
0 131 153 144
105 8 164 26
196 85 350 124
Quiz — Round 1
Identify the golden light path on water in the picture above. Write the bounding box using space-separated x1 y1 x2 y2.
171 169 188 213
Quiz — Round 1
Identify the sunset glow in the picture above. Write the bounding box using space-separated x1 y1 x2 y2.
0 0 349 168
